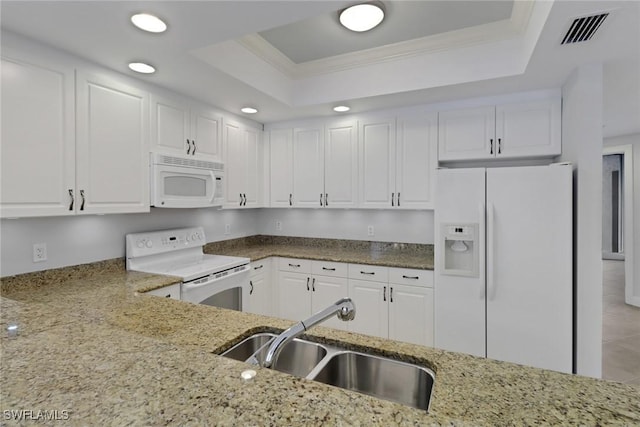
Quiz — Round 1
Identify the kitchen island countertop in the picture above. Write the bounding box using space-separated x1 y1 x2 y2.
1 259 638 426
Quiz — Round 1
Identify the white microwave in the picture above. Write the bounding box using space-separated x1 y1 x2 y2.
150 153 224 208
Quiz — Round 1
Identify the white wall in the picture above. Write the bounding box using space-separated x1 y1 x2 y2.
257 209 434 244
0 209 260 277
559 63 604 378
604 133 640 303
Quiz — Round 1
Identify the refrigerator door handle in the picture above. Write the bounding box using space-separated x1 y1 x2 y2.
487 202 496 300
479 202 486 299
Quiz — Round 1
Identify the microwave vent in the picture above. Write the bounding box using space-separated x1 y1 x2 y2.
156 154 223 171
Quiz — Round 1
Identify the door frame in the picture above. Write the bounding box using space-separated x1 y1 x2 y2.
603 144 637 307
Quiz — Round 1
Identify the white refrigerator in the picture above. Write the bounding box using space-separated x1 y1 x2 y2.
434 164 573 373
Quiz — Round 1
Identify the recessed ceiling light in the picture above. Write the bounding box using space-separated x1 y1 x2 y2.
128 62 156 74
339 3 385 32
131 13 167 33
333 105 350 112
241 107 258 114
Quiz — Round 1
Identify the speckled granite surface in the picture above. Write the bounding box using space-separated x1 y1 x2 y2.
204 235 434 270
1 260 639 426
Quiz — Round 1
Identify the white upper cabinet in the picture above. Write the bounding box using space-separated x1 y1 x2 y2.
324 120 358 208
269 128 294 207
150 93 221 160
438 97 561 161
293 126 324 208
1 52 75 218
396 113 437 209
76 70 149 214
358 117 396 209
495 98 561 159
223 120 261 208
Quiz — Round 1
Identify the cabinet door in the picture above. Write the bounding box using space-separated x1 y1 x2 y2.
293 127 324 208
223 121 246 208
311 276 349 330
388 284 434 346
324 120 358 208
150 93 190 156
76 70 149 214
247 271 271 316
269 129 294 207
191 106 222 160
277 271 311 321
495 99 561 159
347 279 388 338
1 54 75 218
244 126 261 208
438 106 495 161
359 118 396 208
396 113 437 209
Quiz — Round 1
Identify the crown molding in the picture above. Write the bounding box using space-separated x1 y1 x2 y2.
238 1 533 80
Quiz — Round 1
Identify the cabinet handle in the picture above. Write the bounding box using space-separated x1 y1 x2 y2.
243 194 247 206
80 190 86 211
289 193 292 206
325 193 328 207
383 286 387 301
192 140 197 155
397 192 401 207
289 263 301 268
239 193 243 206
253 265 263 270
390 286 394 303
312 278 316 292
360 271 375 275
306 277 310 291
402 275 419 280
186 139 191 155
320 193 323 206
391 193 395 207
490 138 494 155
498 138 502 154
68 189 74 211
249 280 254 295
322 267 336 271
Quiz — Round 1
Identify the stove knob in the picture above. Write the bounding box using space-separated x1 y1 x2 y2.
145 240 153 248
137 239 145 248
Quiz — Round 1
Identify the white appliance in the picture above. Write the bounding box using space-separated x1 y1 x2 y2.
434 164 573 373
126 227 250 310
150 153 224 208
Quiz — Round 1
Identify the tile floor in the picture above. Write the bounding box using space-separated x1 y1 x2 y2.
602 260 640 384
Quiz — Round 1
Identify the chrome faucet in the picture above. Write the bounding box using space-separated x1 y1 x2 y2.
261 298 356 368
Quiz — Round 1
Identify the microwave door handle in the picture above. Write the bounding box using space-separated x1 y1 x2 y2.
209 171 217 203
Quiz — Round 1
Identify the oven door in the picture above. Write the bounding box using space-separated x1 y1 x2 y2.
151 163 223 208
181 264 250 310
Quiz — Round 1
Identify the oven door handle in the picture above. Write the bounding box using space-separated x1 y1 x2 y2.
181 264 250 289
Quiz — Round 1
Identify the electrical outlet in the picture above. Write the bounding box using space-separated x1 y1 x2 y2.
367 225 374 236
275 221 282 231
33 243 47 263
224 224 231 235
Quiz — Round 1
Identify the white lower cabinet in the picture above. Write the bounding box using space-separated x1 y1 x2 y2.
276 259 349 331
348 264 434 346
245 259 272 316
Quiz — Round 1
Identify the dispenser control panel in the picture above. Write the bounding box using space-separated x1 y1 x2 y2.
441 223 479 277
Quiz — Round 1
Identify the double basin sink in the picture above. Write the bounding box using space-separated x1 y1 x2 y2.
221 332 435 411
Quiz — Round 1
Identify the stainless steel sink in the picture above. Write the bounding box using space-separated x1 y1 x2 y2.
220 333 435 411
309 351 435 411
221 333 328 378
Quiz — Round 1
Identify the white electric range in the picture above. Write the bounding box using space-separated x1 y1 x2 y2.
125 227 250 310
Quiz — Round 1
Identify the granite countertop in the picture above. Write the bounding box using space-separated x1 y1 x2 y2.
203 235 434 270
1 260 638 426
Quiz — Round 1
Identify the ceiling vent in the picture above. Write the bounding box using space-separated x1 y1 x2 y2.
561 13 609 45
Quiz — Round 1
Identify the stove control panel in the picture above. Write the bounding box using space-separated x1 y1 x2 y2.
125 227 206 259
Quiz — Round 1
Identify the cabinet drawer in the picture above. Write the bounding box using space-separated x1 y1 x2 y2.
279 257 312 273
388 267 433 288
145 283 181 300
312 260 348 278
250 259 271 277
348 264 388 283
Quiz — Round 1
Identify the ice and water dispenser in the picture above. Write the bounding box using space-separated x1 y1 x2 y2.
440 224 479 277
